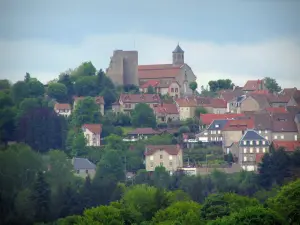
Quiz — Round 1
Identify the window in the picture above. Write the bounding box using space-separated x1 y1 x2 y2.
295 135 298 141
259 130 262 134
217 110 220 114
262 141 266 145
243 148 247 153
215 124 219 128
169 162 173 166
250 141 253 145
256 140 259 145
263 148 266 153
171 88 174 92
265 136 268 140
160 155 163 159
160 162 163 166
175 88 178 92
218 130 221 134
280 135 284 139
274 135 278 139
204 132 208 135
169 155 173 160
150 156 154 161
243 156 247 161
243 141 247 145
86 170 89 174
265 130 268 134
256 148 260 153
250 147 253 153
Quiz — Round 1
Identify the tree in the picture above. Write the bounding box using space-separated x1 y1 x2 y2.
18 98 41 115
147 85 155 94
152 201 204 225
208 206 286 225
71 130 87 157
11 81 29 104
47 83 68 102
74 76 98 97
27 79 45 98
189 81 198 94
152 166 171 189
195 107 208 116
264 77 281 93
100 87 117 109
71 97 102 127
0 79 11 90
24 72 31 83
208 79 233 92
131 103 156 128
58 73 74 101
267 179 300 224
16 107 67 153
71 61 97 78
31 171 51 223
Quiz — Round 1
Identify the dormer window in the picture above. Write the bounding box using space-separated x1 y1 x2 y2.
215 124 219 128
243 141 247 145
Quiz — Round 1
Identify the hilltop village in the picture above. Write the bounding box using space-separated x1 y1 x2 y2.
1 45 300 224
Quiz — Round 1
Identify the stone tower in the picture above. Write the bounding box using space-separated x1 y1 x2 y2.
106 50 138 86
172 44 184 65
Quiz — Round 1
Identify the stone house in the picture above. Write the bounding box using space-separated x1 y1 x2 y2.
238 130 270 171
73 157 96 179
196 119 228 143
227 95 247 113
54 103 72 117
139 79 181 98
153 103 179 123
222 119 255 151
240 94 270 113
73 96 105 115
138 45 197 96
144 145 183 174
271 120 299 141
203 98 227 114
82 124 102 147
268 95 291 108
175 97 198 120
118 93 161 113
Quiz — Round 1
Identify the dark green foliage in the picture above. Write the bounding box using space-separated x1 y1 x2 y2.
31 172 51 222
11 81 30 104
47 83 68 102
147 85 155 94
131 103 156 128
201 194 230 220
264 77 282 93
16 107 67 152
208 79 234 92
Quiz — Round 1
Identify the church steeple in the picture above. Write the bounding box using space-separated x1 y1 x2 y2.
172 44 184 65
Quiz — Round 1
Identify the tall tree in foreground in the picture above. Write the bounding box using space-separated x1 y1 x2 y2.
31 171 51 223
264 77 282 93
131 103 156 128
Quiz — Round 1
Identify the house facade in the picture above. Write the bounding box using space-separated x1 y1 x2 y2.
175 97 197 120
82 124 102 147
197 119 228 143
238 130 270 171
54 103 72 117
145 145 183 173
153 103 179 123
73 157 96 179
139 80 181 98
240 94 270 113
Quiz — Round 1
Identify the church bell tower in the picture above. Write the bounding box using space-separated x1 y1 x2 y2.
172 44 184 65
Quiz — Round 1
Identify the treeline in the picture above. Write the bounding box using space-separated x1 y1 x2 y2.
1 142 299 225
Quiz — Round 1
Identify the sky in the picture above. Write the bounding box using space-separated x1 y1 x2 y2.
0 0 300 88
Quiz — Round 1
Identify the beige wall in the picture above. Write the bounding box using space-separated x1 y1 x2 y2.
75 169 96 179
145 149 183 172
212 107 227 114
240 97 260 112
272 132 299 141
179 106 195 120
83 129 101 147
55 109 71 117
168 82 180 97
223 130 243 147
239 146 269 171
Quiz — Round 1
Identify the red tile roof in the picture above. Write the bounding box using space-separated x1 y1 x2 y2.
54 103 71 110
120 93 161 103
82 124 102 134
154 103 179 115
128 128 161 135
243 80 263 91
140 80 160 88
222 119 255 131
200 113 245 125
145 145 181 156
252 90 270 95
272 121 298 132
268 94 291 103
272 141 300 152
74 96 104 105
175 97 198 107
138 64 182 79
208 98 227 108
265 107 287 113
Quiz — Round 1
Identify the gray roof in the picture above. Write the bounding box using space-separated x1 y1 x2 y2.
207 119 228 130
239 129 269 146
173 44 184 53
73 158 96 170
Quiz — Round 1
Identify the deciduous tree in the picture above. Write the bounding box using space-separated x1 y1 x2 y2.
47 83 68 102
264 77 281 93
131 103 156 128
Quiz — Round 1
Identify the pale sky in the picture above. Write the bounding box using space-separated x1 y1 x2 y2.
0 0 300 88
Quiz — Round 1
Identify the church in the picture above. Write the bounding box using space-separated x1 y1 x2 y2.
106 44 197 95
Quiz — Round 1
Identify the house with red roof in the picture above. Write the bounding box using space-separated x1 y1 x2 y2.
118 93 161 113
145 145 183 173
139 79 181 98
242 79 265 93
73 96 105 115
82 124 102 147
153 103 179 123
272 140 300 152
199 113 245 127
54 103 72 117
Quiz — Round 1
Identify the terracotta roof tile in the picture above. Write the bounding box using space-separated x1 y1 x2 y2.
265 107 287 113
272 121 298 132
140 80 160 88
54 103 71 110
222 119 255 131
138 64 182 79
82 124 102 134
208 98 227 108
272 141 300 152
175 97 198 107
154 103 179 115
248 94 271 109
243 80 263 91
145 145 181 156
120 93 161 103
200 113 245 125
268 94 291 103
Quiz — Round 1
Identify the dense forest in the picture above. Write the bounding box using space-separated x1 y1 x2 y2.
0 62 299 225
